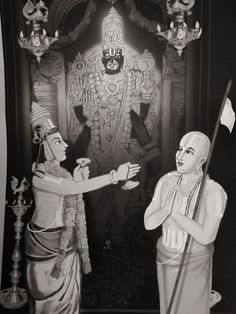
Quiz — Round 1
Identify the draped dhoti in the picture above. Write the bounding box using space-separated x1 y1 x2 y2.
156 238 213 314
25 223 81 314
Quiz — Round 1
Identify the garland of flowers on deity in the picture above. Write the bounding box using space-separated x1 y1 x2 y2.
86 70 133 170
44 161 91 278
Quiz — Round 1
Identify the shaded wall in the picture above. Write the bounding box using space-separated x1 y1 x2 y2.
206 1 236 312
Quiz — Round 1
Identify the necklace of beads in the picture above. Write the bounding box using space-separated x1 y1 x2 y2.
183 175 203 216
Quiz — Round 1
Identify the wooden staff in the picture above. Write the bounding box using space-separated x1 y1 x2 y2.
166 79 232 314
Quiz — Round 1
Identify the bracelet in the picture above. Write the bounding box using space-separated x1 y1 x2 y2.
141 94 151 103
110 170 118 184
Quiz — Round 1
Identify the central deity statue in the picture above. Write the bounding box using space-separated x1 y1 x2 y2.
67 7 161 246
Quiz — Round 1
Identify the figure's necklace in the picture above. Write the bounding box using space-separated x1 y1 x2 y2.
178 175 203 216
103 71 124 83
44 161 71 179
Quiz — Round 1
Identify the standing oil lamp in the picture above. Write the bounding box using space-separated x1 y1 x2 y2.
0 177 31 309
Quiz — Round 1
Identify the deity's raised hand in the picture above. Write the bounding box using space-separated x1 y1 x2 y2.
116 162 141 181
81 90 94 105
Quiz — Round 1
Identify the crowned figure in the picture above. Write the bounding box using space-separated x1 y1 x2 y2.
67 7 161 246
25 101 140 313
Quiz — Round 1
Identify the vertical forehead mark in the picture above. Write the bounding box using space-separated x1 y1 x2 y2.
181 134 198 149
108 48 116 57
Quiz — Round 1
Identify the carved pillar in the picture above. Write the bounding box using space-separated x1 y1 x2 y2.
184 0 211 134
161 46 186 172
15 0 32 178
197 0 211 133
30 51 67 138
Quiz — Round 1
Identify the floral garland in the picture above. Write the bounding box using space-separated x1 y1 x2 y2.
48 0 167 47
48 0 97 46
85 70 133 171
67 0 96 42
44 161 91 278
124 0 167 35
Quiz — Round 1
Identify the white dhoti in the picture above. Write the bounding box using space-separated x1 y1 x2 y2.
156 238 213 314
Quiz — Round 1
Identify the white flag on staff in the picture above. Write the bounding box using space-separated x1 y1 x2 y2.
220 98 235 133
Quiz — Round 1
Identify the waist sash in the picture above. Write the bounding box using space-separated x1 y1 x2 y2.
25 222 75 262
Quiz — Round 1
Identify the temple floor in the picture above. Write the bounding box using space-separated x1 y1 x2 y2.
0 306 235 314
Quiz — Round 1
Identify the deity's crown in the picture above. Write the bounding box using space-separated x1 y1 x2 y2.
102 7 123 51
30 102 57 141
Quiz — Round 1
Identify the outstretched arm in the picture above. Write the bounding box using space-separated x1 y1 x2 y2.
172 188 227 245
33 163 140 196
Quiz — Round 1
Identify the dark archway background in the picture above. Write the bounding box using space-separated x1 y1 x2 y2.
0 0 236 312
61 1 163 309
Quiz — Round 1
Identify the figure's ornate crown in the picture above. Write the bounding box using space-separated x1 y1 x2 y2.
102 7 123 51
30 102 57 141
